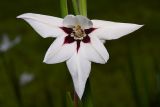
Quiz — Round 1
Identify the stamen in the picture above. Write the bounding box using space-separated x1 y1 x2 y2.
72 25 86 40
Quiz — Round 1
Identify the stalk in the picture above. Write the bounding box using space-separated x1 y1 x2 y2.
60 0 68 17
72 0 80 15
79 0 87 16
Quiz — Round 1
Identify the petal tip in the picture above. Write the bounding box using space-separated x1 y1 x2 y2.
137 24 144 29
43 59 47 63
17 14 24 19
76 91 83 100
78 94 83 100
131 24 144 31
43 58 50 64
16 13 27 19
104 56 109 63
16 13 33 19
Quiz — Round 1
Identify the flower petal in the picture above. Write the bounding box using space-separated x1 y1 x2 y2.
100 40 106 44
66 46 91 99
76 15 93 29
91 20 143 40
63 15 78 28
90 36 109 63
81 42 106 64
17 13 65 38
43 36 76 64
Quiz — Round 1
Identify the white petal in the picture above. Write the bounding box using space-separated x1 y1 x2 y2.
91 20 143 40
17 13 65 38
43 36 76 64
63 15 78 28
76 15 93 29
63 15 93 29
66 46 91 99
81 42 106 64
90 36 109 63
100 40 106 44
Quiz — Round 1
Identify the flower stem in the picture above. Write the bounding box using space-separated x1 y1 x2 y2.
60 0 68 17
72 0 80 15
74 91 78 107
79 0 87 16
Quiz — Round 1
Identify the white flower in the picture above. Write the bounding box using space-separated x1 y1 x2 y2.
0 34 21 52
17 13 143 99
19 72 34 86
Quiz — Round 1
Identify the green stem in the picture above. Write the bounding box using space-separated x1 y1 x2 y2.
60 0 68 17
79 0 87 16
72 0 80 15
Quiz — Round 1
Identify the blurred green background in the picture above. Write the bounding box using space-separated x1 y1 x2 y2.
0 0 160 107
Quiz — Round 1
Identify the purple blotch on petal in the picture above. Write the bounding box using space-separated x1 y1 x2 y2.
60 27 73 34
82 35 90 43
84 28 97 34
64 35 75 44
76 41 81 52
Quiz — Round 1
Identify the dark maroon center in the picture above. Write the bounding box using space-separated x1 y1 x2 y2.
60 27 96 52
